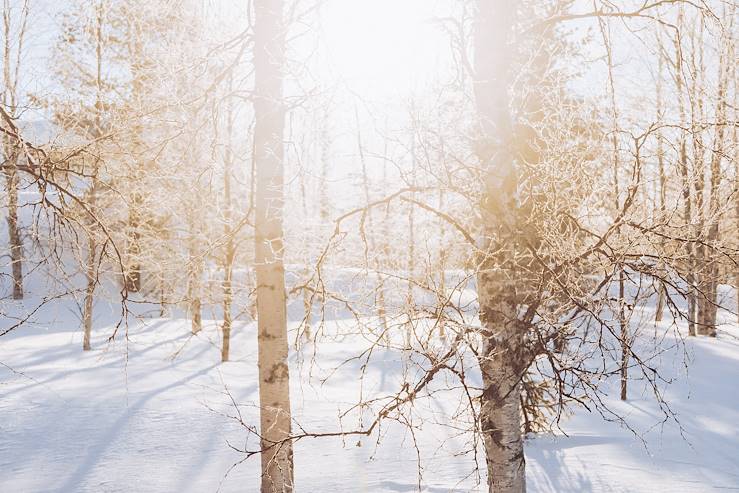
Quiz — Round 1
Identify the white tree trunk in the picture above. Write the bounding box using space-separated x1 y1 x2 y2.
673 12 697 336
222 151 234 362
655 42 666 323
702 19 730 335
3 156 22 299
473 1 526 491
2 3 26 300
83 235 96 351
187 211 203 335
254 0 293 491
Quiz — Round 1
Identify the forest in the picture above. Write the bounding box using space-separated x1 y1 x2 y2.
1 0 738 492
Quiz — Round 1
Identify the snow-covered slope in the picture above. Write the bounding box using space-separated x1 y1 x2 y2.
1 296 738 492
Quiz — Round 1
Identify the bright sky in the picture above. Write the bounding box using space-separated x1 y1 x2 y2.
319 0 454 100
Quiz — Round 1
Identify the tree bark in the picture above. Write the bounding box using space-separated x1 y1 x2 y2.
690 17 714 336
355 106 388 339
82 0 105 351
619 271 628 400
598 11 629 401
253 0 293 491
82 1 105 352
83 234 96 351
654 40 666 323
188 271 202 335
82 174 100 352
187 209 203 335
2 2 26 300
124 12 146 294
3 156 22 299
673 12 697 336
474 1 526 491
702 14 730 335
222 124 235 362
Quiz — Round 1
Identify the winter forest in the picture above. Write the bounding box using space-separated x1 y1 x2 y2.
1 0 738 492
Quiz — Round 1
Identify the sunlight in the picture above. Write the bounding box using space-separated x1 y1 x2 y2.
320 0 450 97
2 0 737 491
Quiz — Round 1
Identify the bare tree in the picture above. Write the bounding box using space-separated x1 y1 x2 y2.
221 104 236 362
654 24 667 323
253 0 293 490
1 0 29 300
673 6 698 336
81 0 105 350
701 5 732 335
473 1 526 490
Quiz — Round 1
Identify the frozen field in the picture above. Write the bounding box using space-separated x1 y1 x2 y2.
1 297 738 492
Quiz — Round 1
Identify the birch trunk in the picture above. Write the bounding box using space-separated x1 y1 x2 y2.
187 210 203 335
82 1 105 350
298 153 311 340
619 271 628 400
221 100 236 362
221 162 234 361
253 0 293 490
83 234 96 351
654 41 666 322
474 1 525 491
438 187 447 340
3 156 22 299
82 174 100 352
125 15 145 294
355 106 388 338
598 12 629 401
691 17 714 336
126 207 142 293
674 12 697 336
405 142 417 347
703 13 730 335
2 1 26 300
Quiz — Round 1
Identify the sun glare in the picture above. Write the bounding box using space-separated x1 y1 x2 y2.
321 0 450 97
2 0 737 491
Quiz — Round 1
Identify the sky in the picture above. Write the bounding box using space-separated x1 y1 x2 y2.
318 0 454 100
7 0 682 184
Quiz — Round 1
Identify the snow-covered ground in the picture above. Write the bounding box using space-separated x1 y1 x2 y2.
1 295 738 492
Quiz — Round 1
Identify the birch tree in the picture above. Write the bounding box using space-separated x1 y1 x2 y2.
44 0 122 349
253 0 293 490
1 0 28 300
473 1 526 490
221 102 236 362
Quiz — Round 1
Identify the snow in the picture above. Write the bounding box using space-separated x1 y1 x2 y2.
527 329 739 492
1 294 739 492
